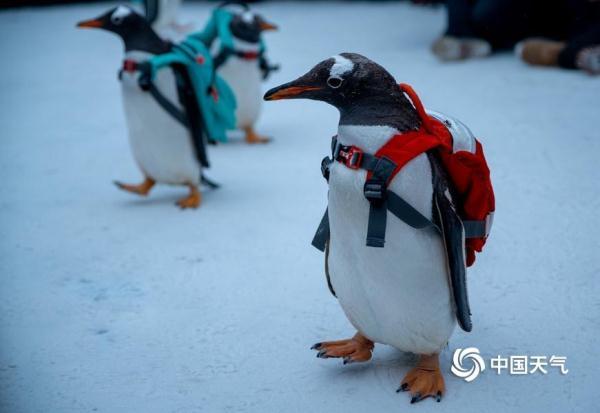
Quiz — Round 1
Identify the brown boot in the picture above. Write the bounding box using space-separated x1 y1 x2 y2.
516 38 566 67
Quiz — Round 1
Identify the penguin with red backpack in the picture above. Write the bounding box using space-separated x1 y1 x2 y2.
264 53 495 403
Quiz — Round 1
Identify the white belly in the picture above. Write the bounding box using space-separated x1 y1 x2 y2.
328 146 455 355
120 68 201 185
218 57 262 129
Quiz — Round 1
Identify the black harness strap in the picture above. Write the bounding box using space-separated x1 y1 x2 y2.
213 47 263 70
147 81 190 128
122 59 191 129
387 191 440 232
313 136 489 251
171 64 211 168
363 157 396 247
213 48 231 70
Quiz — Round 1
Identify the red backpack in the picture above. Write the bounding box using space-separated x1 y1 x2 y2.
313 83 495 267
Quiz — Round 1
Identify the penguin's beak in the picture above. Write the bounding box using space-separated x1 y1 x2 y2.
76 18 104 29
264 76 323 101
259 20 278 31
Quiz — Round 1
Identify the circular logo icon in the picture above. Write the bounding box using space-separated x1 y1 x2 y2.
451 347 486 382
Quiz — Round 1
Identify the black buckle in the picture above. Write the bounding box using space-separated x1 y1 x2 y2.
364 179 386 205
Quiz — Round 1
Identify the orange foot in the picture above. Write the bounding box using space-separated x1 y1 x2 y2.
311 332 374 364
114 177 155 196
176 184 201 209
244 126 270 144
397 353 445 404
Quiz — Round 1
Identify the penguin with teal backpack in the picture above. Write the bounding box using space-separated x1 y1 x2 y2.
191 1 279 143
77 5 236 209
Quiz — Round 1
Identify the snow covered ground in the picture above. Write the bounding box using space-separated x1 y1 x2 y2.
1 1 599 412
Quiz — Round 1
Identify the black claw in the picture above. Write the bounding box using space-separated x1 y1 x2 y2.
396 383 409 393
343 357 352 365
113 181 123 188
316 350 327 358
436 391 442 402
310 343 322 350
410 393 421 404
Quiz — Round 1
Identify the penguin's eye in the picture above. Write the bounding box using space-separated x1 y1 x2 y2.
111 15 124 25
327 76 343 89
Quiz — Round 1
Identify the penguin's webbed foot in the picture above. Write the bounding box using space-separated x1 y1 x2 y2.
311 332 374 364
176 184 201 209
243 126 271 144
397 353 445 404
114 177 155 196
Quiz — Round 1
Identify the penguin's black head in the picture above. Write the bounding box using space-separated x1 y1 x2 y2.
77 6 144 36
229 11 277 43
219 1 277 43
264 53 420 130
77 5 170 54
264 53 402 107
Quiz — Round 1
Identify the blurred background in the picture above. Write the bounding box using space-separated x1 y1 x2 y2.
0 1 598 413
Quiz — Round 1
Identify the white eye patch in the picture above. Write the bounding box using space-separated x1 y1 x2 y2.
111 5 131 22
241 11 255 24
329 54 354 78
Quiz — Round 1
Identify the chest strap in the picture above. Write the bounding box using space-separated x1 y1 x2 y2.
313 136 489 251
213 47 263 69
119 59 190 129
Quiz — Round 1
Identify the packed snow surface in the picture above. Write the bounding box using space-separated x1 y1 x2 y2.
1 2 599 412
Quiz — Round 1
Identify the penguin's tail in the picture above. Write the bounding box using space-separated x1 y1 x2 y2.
201 174 220 189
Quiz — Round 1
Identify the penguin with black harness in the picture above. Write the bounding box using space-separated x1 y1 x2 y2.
77 5 236 209
265 53 495 403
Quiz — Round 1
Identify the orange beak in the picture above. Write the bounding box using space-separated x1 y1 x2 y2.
264 85 321 101
259 21 278 31
76 18 103 29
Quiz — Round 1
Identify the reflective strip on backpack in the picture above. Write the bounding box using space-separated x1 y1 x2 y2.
427 110 476 154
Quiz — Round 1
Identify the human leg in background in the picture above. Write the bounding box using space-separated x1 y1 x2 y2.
432 0 493 61
517 0 600 74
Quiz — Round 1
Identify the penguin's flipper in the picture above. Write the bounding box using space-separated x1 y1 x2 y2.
428 153 472 332
171 64 210 168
